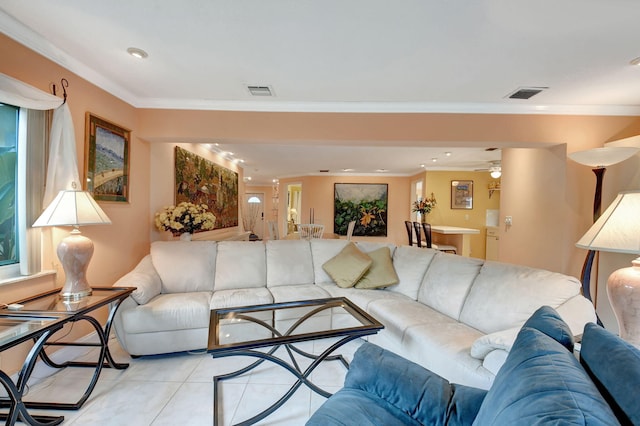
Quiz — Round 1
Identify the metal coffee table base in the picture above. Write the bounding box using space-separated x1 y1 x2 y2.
212 334 361 426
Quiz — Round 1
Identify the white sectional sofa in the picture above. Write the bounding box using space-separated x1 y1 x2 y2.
112 239 596 390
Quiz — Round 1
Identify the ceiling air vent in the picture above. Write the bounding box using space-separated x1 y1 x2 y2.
506 87 547 100
247 85 273 96
319 169 330 173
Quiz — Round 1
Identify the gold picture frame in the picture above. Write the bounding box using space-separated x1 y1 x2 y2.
84 113 130 202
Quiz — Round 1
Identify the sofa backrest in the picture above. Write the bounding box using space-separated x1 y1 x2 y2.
389 246 438 300
459 261 582 334
266 240 314 287
418 252 484 320
214 241 266 290
150 241 217 293
310 239 350 284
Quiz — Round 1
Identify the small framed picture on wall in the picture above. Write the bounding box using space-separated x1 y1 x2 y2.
84 113 130 202
451 180 473 209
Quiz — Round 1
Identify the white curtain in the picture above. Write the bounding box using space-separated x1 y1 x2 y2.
0 72 62 110
0 73 80 205
44 103 81 205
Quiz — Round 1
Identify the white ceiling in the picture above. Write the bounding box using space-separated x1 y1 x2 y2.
3 1 640 184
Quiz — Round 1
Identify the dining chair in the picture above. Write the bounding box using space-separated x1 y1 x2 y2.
298 224 324 240
346 220 356 241
404 221 415 246
422 222 457 254
413 222 423 248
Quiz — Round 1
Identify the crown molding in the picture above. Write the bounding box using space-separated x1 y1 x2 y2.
4 10 640 117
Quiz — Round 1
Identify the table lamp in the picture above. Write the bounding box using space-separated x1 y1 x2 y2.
576 190 640 347
33 188 111 300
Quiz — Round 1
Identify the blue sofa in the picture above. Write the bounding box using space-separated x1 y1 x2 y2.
307 306 640 425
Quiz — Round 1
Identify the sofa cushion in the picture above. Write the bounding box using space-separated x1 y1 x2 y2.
214 241 266 290
308 343 487 426
581 322 640 425
459 261 581 334
151 241 217 293
209 287 273 309
388 246 437 300
322 243 372 288
418 253 483 321
310 239 350 284
473 307 620 425
266 240 314 287
354 246 399 289
122 292 212 334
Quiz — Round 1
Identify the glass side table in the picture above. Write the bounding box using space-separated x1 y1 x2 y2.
0 286 134 424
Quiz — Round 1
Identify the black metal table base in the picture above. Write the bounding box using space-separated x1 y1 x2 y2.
213 334 361 426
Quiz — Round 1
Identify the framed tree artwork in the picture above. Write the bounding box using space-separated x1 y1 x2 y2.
84 113 130 202
334 183 388 237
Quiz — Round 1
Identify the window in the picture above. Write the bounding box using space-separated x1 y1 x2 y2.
0 104 18 268
0 103 45 281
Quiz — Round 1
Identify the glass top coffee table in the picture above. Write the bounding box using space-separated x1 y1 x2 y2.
208 297 383 426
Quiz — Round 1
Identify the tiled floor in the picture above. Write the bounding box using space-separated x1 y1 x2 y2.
16 336 363 425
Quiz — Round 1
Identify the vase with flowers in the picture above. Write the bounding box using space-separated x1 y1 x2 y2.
412 193 437 222
154 202 216 240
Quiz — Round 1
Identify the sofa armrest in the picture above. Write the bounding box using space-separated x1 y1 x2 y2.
113 255 162 304
470 327 520 359
345 343 487 425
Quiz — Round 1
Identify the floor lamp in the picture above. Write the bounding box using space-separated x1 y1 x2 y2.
576 191 640 346
568 147 639 305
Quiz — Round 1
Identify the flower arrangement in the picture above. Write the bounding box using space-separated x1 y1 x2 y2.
154 202 216 236
412 193 437 215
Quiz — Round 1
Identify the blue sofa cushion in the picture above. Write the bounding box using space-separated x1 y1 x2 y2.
473 306 620 425
521 304 574 352
307 343 487 426
581 322 640 425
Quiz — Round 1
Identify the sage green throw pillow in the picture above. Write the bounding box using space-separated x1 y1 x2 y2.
323 243 372 288
355 246 399 289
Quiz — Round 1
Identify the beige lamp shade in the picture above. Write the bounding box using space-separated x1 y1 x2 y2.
568 147 639 168
576 190 640 254
33 190 111 227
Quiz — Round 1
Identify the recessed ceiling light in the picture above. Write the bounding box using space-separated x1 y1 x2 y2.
127 47 148 59
630 57 640 66
376 169 388 173
420 164 425 168
445 152 452 157
342 168 355 172
431 158 438 162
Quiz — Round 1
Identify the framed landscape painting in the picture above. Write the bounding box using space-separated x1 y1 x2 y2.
334 183 387 237
84 113 130 202
174 147 239 229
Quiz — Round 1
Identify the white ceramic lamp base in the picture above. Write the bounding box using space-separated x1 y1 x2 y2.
607 258 640 347
57 229 94 300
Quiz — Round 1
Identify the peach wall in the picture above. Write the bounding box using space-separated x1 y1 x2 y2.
4 32 640 357
0 34 149 374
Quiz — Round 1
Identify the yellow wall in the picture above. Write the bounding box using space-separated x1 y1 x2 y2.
424 171 501 259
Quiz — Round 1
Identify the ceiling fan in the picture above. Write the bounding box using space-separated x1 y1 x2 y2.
475 161 502 178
